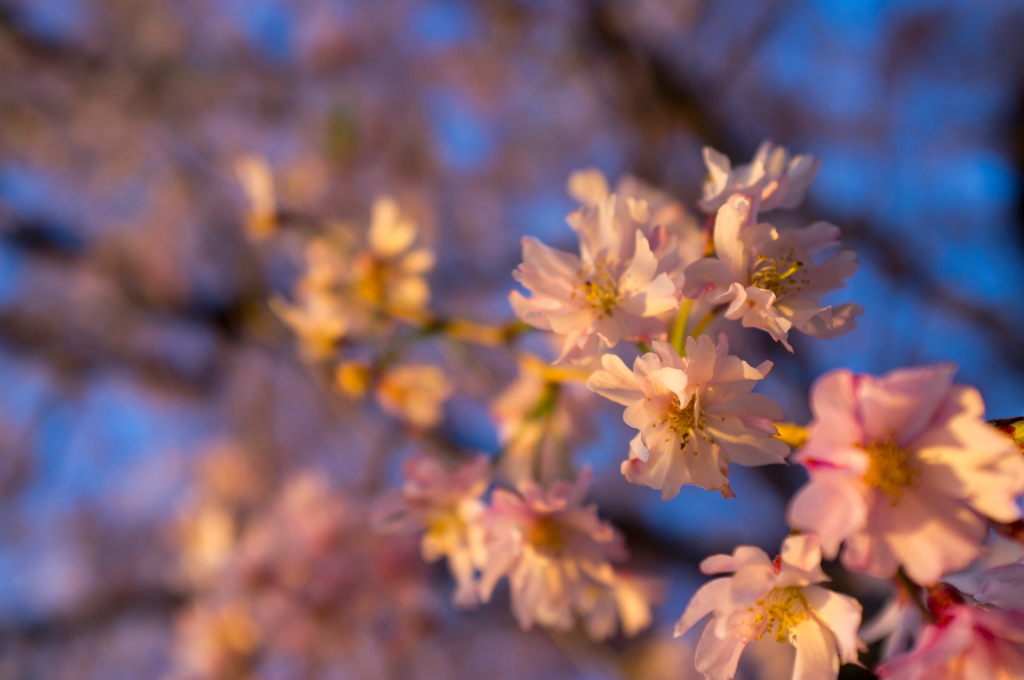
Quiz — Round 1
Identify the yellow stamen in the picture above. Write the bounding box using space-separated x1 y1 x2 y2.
755 586 809 643
863 438 918 504
750 249 806 298
663 395 706 448
528 517 566 557
575 259 621 317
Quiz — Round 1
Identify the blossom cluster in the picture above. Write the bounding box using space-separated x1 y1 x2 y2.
246 142 1024 680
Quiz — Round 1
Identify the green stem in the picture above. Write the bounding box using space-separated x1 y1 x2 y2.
689 305 725 339
670 298 693 356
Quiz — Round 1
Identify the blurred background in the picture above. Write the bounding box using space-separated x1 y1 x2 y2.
1 0 1023 678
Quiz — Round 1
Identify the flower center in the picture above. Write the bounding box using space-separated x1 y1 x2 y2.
427 511 463 539
664 395 706 447
750 249 805 298
528 517 567 557
863 438 918 504
576 259 621 317
754 586 809 643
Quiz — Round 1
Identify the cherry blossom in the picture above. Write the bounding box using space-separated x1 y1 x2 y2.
271 197 434 358
372 453 490 607
567 168 705 287
509 177 680 363
586 334 789 499
375 364 453 428
489 356 594 484
477 470 639 637
877 589 1024 680
675 534 863 680
699 142 820 214
976 558 1024 612
682 194 862 351
787 363 1024 586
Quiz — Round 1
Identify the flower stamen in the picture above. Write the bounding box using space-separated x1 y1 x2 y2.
863 438 918 504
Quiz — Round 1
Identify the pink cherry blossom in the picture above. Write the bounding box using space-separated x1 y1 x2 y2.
567 168 705 288
976 558 1024 612
876 602 1024 680
476 470 637 636
787 363 1024 586
372 453 490 607
586 334 789 499
699 142 820 214
675 534 863 680
509 181 680 363
682 194 862 351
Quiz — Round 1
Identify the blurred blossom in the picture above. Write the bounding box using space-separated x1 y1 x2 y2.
877 589 1024 680
477 470 649 640
234 155 278 241
489 353 595 484
270 196 434 359
372 453 490 607
169 473 434 680
375 363 453 428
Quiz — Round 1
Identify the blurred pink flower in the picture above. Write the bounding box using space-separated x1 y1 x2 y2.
375 363 453 428
675 534 863 680
682 194 862 350
787 364 1024 586
699 142 820 214
586 334 788 499
976 559 1024 612
509 177 681 363
477 470 635 636
373 453 490 607
489 353 596 485
877 601 1024 680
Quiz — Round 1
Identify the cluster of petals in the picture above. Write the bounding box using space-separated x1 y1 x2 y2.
489 354 594 484
675 534 863 680
510 172 688 363
586 334 788 499
271 197 433 358
877 597 1024 680
567 168 705 287
682 194 862 350
699 142 820 214
372 453 490 607
375 363 453 428
477 470 651 639
787 363 1024 586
